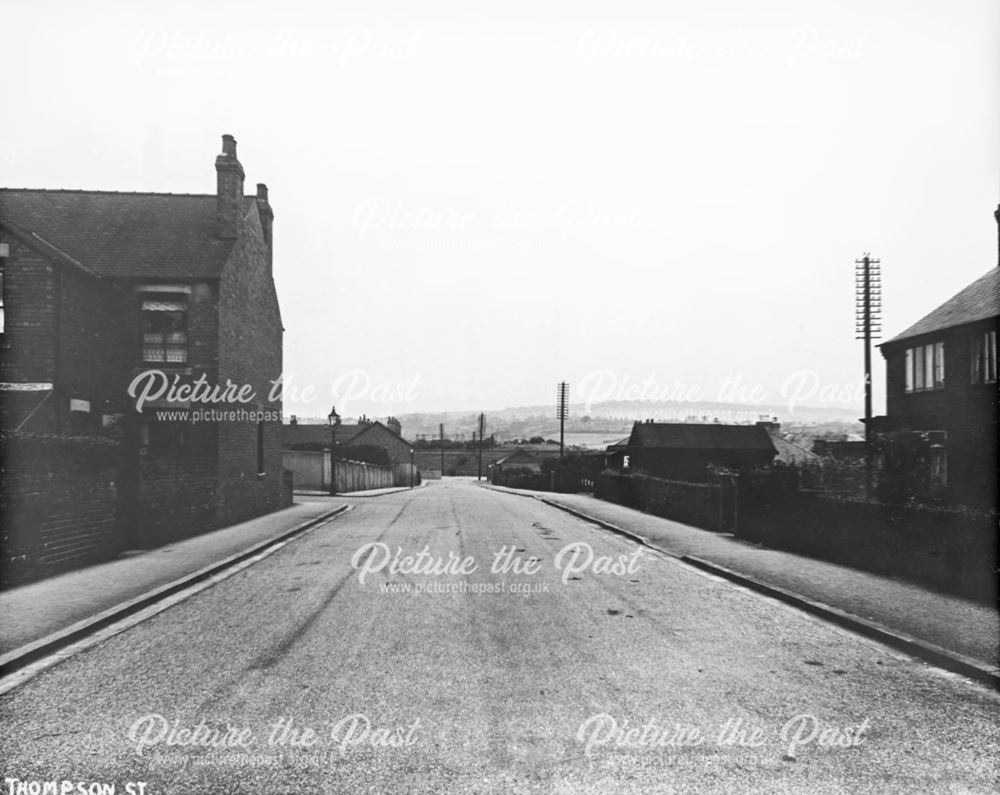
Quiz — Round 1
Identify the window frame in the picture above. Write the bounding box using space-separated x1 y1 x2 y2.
0 244 8 334
136 285 191 365
904 341 946 393
971 329 997 385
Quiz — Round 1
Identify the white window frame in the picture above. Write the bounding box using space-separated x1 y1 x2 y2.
904 341 945 392
971 329 997 384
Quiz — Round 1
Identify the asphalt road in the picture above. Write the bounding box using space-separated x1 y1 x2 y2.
1 479 997 794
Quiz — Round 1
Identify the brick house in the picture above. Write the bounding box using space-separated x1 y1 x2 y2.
341 417 413 465
871 208 999 507
283 415 413 465
0 134 289 572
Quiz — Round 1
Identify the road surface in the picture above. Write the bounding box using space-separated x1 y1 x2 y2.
1 479 997 794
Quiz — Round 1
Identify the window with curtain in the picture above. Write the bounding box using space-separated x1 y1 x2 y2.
904 341 945 392
971 329 997 384
142 297 188 363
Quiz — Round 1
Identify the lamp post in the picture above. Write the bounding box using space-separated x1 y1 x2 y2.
328 405 341 496
410 448 414 488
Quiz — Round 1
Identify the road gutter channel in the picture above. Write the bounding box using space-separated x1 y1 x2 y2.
520 491 999 691
0 505 352 680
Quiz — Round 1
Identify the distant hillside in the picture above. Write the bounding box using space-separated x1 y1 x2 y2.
396 400 862 442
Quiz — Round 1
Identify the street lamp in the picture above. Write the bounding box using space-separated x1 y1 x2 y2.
328 405 341 496
410 448 414 488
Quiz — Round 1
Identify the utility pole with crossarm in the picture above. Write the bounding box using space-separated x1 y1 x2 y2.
855 253 882 497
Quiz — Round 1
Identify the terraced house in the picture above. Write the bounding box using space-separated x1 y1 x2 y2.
0 135 289 581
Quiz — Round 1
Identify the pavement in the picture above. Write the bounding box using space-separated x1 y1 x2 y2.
295 482 427 498
486 484 999 679
0 499 348 660
1 479 997 794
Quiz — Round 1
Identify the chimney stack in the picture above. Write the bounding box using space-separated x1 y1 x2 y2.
995 204 999 267
215 134 244 239
256 182 274 272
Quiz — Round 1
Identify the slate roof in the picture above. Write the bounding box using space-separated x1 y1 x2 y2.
336 425 369 445
282 423 365 448
344 421 413 448
0 188 251 278
628 423 776 452
495 448 553 466
884 268 1000 346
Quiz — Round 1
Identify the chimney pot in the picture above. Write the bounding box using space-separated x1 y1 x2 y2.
215 133 245 239
255 181 274 264
995 203 999 268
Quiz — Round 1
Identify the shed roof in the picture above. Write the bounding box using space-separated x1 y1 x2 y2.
628 423 776 452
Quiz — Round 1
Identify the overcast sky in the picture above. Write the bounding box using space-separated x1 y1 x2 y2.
5 0 998 421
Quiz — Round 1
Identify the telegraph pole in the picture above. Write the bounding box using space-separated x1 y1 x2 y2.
855 254 882 497
477 413 485 481
439 422 445 478
557 381 569 491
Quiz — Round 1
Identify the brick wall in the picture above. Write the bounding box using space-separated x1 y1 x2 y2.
216 201 288 523
0 433 120 586
0 235 56 390
135 446 219 548
595 472 726 531
115 280 223 546
1 234 58 434
593 469 996 601
56 259 121 434
112 200 289 543
347 424 413 465
734 480 997 603
0 232 122 435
